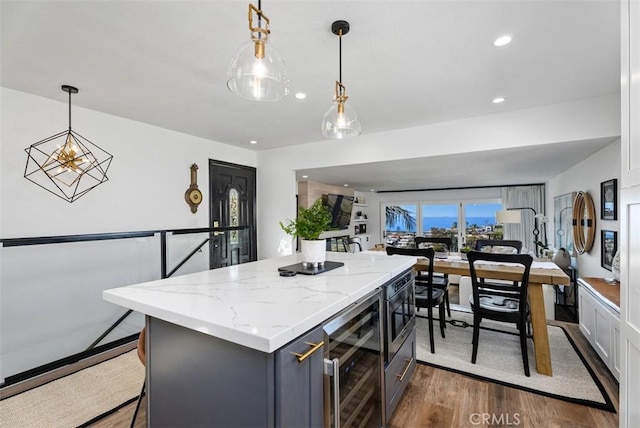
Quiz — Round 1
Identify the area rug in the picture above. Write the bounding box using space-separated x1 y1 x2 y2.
0 350 144 428
415 311 615 412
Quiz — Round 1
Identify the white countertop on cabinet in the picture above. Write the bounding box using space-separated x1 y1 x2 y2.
103 252 415 353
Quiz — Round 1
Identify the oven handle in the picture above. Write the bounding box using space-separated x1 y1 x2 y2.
324 357 341 428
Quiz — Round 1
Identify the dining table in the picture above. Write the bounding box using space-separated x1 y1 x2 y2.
413 254 570 376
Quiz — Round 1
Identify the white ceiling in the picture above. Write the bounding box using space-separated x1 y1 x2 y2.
1 0 621 191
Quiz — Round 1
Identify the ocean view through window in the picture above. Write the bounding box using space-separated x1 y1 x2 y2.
383 201 503 250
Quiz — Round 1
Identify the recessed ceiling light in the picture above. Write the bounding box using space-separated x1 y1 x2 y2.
343 184 349 187
295 92 306 99
494 35 512 47
492 97 506 104
249 140 258 144
370 189 375 192
302 175 308 178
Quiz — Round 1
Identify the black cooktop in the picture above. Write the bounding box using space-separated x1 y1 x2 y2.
278 261 345 276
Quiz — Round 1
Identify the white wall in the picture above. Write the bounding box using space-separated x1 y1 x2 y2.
547 139 621 278
1 88 256 237
0 88 257 381
258 95 620 259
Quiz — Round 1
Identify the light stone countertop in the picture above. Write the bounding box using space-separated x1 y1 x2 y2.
103 252 416 353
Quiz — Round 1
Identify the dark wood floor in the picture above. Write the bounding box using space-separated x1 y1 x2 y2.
90 321 617 428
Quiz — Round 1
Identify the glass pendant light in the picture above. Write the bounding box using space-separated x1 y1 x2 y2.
321 20 361 139
227 1 289 102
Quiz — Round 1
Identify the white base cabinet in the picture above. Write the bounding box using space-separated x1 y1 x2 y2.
578 278 620 381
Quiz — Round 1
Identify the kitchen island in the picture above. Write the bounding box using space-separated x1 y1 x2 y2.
103 252 416 427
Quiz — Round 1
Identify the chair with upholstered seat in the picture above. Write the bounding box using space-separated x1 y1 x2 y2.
386 246 445 353
415 236 452 317
467 250 533 376
131 328 146 428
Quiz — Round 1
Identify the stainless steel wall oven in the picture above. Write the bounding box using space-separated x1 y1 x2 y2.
383 269 415 363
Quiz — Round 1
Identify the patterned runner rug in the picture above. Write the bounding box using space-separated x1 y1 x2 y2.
0 350 144 428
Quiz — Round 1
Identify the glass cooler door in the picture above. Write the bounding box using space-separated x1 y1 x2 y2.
323 290 382 428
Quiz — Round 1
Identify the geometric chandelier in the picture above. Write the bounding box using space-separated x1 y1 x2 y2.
24 85 113 203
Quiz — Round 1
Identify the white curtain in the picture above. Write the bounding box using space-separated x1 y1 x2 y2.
501 185 546 255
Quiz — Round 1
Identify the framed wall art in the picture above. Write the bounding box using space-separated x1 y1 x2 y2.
601 178 617 220
601 229 617 271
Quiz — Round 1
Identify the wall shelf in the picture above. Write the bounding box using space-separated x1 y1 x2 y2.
353 200 368 237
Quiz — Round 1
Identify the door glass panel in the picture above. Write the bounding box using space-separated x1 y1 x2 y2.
383 204 417 247
229 188 239 244
463 202 502 249
421 204 459 251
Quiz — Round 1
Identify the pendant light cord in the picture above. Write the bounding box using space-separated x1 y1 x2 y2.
68 89 72 131
338 29 342 84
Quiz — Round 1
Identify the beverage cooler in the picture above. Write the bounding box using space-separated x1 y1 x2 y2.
323 289 383 428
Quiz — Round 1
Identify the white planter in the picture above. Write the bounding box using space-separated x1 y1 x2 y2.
301 239 327 268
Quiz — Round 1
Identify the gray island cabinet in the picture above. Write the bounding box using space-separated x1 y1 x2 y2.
103 252 416 427
148 317 324 427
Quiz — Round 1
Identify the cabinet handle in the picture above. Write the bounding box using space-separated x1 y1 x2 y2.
292 341 325 363
396 357 414 382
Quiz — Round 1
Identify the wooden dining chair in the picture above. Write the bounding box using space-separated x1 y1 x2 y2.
466 250 533 376
414 236 452 317
386 246 445 353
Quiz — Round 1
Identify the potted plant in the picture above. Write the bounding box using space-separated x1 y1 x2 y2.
280 199 332 267
460 245 472 260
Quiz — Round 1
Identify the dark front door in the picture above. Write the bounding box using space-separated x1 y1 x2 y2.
209 160 257 268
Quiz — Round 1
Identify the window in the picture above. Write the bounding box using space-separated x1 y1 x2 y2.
421 203 459 250
383 204 417 247
462 202 503 249
382 199 503 250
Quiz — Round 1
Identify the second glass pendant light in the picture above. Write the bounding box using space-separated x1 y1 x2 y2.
321 20 361 139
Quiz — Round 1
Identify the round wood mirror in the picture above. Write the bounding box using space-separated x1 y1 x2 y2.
572 191 596 254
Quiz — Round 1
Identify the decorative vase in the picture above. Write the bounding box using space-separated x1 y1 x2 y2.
611 249 621 281
552 247 571 269
460 252 468 260
301 239 327 268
